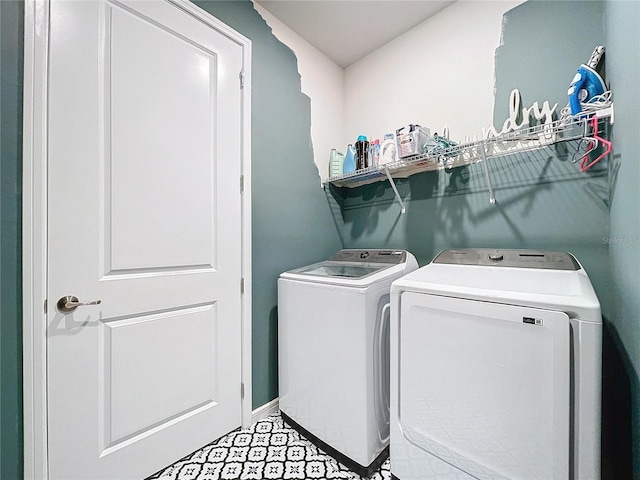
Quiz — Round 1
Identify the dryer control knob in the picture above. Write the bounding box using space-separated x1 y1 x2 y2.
488 253 504 261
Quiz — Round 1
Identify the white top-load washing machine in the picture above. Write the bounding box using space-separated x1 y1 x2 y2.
279 249 418 476
390 249 602 480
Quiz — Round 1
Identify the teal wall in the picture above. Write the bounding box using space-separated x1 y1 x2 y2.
1 0 638 476
492 0 611 313
604 0 640 477
0 1 24 478
335 1 612 315
189 1 343 409
331 1 640 476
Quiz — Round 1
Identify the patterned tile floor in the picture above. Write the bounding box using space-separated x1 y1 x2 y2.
148 413 390 480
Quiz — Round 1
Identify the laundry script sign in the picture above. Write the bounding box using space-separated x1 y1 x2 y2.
482 88 558 141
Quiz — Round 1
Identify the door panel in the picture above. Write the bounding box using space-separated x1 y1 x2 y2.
105 304 217 444
46 1 244 478
107 3 217 272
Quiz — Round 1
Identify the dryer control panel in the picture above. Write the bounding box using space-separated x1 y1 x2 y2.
433 249 580 270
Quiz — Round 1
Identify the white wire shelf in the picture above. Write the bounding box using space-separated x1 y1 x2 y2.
323 106 614 192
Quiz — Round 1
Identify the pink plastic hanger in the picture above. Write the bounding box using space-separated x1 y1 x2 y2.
580 115 612 172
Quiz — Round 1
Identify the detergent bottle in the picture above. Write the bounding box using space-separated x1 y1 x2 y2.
355 135 369 170
380 133 396 165
371 139 380 166
343 144 356 174
328 149 345 178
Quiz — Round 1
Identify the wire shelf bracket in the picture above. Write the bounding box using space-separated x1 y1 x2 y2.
384 167 406 214
478 142 496 205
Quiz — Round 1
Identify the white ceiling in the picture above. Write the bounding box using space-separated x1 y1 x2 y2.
255 1 456 68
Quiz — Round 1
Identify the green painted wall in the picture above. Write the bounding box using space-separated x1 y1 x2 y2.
336 1 612 315
491 0 611 311
0 1 24 478
190 1 343 409
1 0 638 476
604 1 640 477
332 1 640 476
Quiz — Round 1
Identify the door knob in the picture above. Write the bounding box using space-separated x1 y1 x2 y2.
56 295 102 313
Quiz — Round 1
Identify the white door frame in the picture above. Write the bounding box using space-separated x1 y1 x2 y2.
21 1 252 478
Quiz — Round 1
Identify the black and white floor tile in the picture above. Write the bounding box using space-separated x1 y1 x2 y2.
148 413 390 480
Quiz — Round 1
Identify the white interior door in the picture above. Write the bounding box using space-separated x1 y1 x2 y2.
46 1 245 478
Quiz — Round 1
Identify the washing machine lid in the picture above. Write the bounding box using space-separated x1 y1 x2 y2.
392 249 601 322
281 249 413 287
291 262 387 279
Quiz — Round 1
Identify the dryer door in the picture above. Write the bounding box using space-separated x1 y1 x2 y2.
398 292 570 480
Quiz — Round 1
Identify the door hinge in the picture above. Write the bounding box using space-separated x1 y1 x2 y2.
240 175 244 192
239 70 245 89
241 382 245 399
44 299 47 314
241 278 245 294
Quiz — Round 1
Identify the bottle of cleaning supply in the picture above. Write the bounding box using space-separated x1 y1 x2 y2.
373 138 380 166
371 139 380 166
328 149 345 178
355 135 369 170
380 133 396 165
343 144 356 174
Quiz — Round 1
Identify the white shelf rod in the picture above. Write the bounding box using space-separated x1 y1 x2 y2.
594 104 614 123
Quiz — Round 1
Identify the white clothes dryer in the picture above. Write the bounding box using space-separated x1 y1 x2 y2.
279 249 418 476
390 249 601 480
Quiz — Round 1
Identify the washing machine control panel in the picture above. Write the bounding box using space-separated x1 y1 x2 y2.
330 249 407 264
433 248 580 270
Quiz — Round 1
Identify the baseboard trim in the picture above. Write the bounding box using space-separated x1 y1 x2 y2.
251 398 279 423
